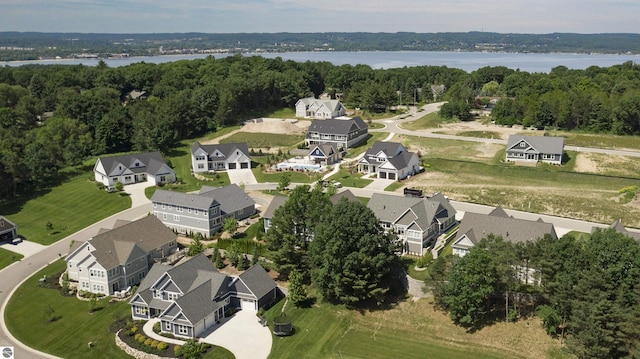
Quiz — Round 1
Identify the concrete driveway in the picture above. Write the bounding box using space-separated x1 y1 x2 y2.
0 240 46 259
227 169 258 186
363 177 395 191
200 310 272 359
123 181 154 207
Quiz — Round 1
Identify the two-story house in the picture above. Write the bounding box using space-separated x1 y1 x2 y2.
357 141 421 180
0 215 18 242
93 152 176 188
129 254 277 338
295 97 346 119
305 117 369 150
191 142 251 173
66 216 178 295
505 135 564 165
151 184 256 237
367 192 457 256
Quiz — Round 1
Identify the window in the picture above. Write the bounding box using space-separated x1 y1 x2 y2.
177 325 189 335
188 208 192 213
153 203 157 208
167 292 179 301
194 209 199 215
162 203 166 209
168 204 173 210
519 142 526 147
177 206 182 212
174 215 180 221
163 213 167 220
198 164 204 169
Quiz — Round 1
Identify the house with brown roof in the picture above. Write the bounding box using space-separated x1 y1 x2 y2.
0 215 18 242
129 254 277 338
65 216 179 296
452 207 557 257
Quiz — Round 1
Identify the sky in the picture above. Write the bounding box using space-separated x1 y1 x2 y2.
1 0 638 34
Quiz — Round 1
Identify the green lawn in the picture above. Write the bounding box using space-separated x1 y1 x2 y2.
456 130 503 139
252 168 318 184
326 169 372 188
401 111 458 131
2 175 131 245
0 247 23 270
221 132 304 148
5 260 234 359
264 297 562 359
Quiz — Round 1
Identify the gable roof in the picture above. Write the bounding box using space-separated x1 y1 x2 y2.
199 184 256 215
307 117 367 135
95 151 172 177
455 209 557 247
191 142 250 159
330 190 358 205
507 135 564 154
87 215 177 269
152 189 219 211
604 219 640 241
0 215 17 231
308 143 338 157
367 193 456 231
263 196 288 219
237 263 276 300
365 141 405 158
385 151 418 170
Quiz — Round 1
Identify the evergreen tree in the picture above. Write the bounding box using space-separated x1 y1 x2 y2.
288 268 307 307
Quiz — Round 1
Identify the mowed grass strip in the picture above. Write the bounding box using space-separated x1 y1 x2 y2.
0 247 23 270
401 111 458 131
221 132 304 148
6 260 132 359
265 297 565 359
2 175 130 245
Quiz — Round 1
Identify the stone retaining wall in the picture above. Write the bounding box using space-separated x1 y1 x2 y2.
115 329 174 359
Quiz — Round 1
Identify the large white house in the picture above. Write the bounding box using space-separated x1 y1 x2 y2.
295 97 346 119
66 216 179 296
93 152 176 187
357 141 421 180
191 142 251 173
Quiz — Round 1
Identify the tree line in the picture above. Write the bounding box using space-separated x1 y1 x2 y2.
2 56 640 200
429 229 640 358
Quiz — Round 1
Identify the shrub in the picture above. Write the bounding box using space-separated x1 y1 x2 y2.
137 335 147 344
151 340 159 349
153 321 161 333
129 325 138 336
144 338 153 346
134 333 142 341
174 345 182 356
157 342 168 351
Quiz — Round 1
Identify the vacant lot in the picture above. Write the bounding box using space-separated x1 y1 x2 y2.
265 297 568 359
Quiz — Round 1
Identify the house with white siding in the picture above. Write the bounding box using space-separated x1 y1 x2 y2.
191 142 251 173
93 152 176 188
357 141 421 180
505 135 564 165
295 97 346 119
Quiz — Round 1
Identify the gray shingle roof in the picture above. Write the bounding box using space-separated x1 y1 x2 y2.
456 209 557 246
238 263 276 300
364 141 405 158
263 196 287 219
0 215 17 232
307 117 367 135
330 190 358 205
386 151 418 170
191 142 250 159
95 152 173 177
507 135 564 154
200 184 255 216
367 193 455 231
604 219 640 241
89 215 176 269
152 189 219 211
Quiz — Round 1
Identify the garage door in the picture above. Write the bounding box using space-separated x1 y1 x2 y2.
388 173 396 180
241 299 256 311
379 172 387 179
228 163 237 170
240 162 249 169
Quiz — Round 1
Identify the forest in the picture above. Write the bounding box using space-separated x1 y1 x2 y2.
1 55 640 201
2 32 640 61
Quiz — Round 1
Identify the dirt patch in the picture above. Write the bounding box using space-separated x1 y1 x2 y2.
420 120 531 139
574 153 599 173
242 118 310 134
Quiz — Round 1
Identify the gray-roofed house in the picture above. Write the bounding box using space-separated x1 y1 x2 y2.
506 135 564 165
308 143 341 166
367 192 457 256
65 215 179 296
0 215 18 242
357 141 420 180
151 184 256 237
191 142 251 173
452 207 558 257
295 97 346 119
596 219 640 241
305 117 369 150
129 254 277 338
93 151 176 188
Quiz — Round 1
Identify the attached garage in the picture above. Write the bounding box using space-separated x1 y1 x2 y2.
228 163 237 170
388 172 396 180
240 162 249 169
379 172 387 179
241 299 256 311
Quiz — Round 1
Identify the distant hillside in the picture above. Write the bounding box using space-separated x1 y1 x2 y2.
1 32 640 61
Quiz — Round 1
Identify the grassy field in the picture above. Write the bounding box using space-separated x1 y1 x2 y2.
327 169 373 188
252 168 318 184
456 130 503 139
0 247 23 270
220 132 304 148
402 111 459 131
545 131 640 151
1 174 131 245
5 260 234 359
264 296 568 359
